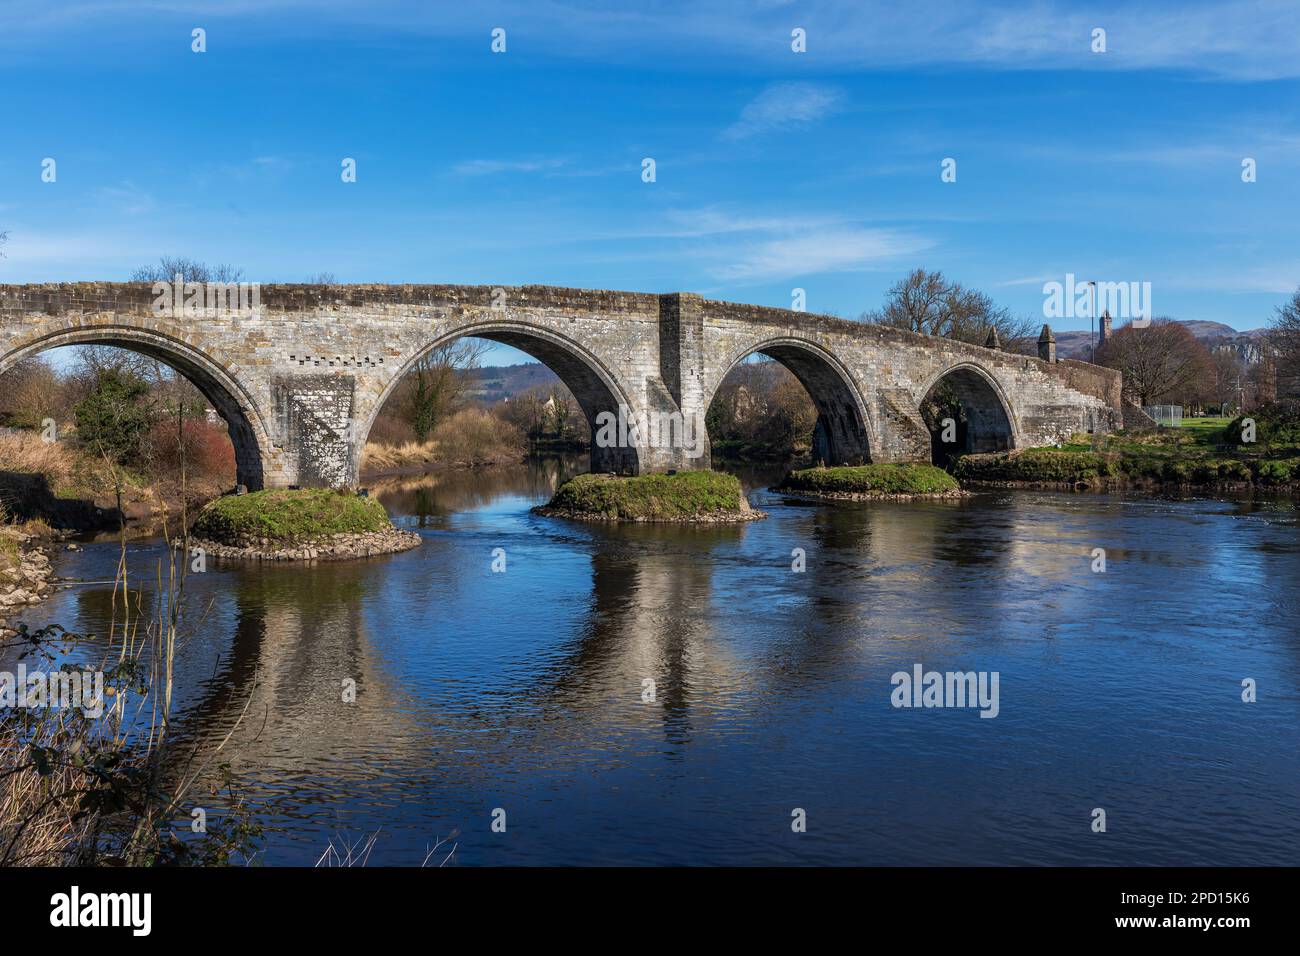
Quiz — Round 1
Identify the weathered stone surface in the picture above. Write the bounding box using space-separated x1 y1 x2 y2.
0 283 1123 487
189 529 421 562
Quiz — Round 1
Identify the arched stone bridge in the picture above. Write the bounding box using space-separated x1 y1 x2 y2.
0 283 1123 489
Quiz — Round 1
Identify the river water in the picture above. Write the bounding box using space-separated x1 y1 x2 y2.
17 459 1300 865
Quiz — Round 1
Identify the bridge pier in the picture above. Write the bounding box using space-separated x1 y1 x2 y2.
651 293 713 473
269 372 360 488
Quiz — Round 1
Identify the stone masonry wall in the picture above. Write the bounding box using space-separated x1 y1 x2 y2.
0 283 1124 487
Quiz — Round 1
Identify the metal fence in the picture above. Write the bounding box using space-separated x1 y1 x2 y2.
1142 404 1183 426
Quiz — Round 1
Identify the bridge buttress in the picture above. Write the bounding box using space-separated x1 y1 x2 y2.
653 292 712 471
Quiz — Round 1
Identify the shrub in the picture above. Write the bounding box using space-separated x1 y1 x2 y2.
0 430 77 488
2 579 262 865
1217 460 1253 482
432 408 524 465
0 429 145 514
1255 459 1298 484
73 368 154 464
1109 456 1168 480
1191 462 1219 484
362 441 436 472
143 418 235 481
0 357 63 429
1224 401 1300 449
366 411 418 446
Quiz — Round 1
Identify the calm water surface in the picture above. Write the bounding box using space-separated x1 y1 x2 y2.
17 459 1300 865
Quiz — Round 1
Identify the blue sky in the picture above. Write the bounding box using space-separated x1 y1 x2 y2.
2 0 1298 366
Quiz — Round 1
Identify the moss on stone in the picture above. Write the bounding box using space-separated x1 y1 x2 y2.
541 471 750 521
953 449 1116 485
778 463 960 496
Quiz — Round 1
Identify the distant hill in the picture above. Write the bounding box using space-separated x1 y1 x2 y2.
466 363 562 402
1054 319 1268 360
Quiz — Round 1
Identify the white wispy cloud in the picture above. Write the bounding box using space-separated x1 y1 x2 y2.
997 274 1059 288
722 82 844 140
0 227 160 272
1025 128 1300 169
453 157 571 176
715 227 932 281
3 1 1295 80
560 204 932 281
93 182 157 216
1171 263 1300 295
250 155 294 171
648 206 840 239
190 155 297 188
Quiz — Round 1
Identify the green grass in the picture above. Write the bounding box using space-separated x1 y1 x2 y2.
956 441 1300 489
942 404 1300 490
191 488 394 543
779 463 960 495
1177 417 1232 439
545 471 745 519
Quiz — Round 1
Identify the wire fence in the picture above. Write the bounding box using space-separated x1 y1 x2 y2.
1142 404 1183 426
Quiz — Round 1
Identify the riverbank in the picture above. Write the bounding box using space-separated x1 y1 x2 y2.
955 438 1300 493
189 487 420 561
535 471 764 523
0 430 227 536
955 408 1300 494
0 524 55 631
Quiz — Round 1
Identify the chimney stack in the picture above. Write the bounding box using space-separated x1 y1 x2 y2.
1038 324 1057 362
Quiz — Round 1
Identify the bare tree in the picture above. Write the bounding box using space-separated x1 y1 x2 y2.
705 357 818 458
497 388 550 443
545 385 578 440
1208 349 1246 412
0 356 62 429
400 339 490 443
65 346 208 430
111 258 243 416
71 345 158 381
1268 287 1300 398
131 257 244 283
1094 318 1215 407
863 268 1037 351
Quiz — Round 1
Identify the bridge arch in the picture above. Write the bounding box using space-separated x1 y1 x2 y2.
917 361 1019 462
359 319 646 474
0 318 274 490
703 336 874 464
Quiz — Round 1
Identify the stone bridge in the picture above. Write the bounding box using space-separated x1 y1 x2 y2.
0 283 1123 489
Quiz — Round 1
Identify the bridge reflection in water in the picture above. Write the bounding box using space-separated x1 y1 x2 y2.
28 460 1300 865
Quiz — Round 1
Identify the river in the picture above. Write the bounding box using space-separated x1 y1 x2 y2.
17 458 1300 865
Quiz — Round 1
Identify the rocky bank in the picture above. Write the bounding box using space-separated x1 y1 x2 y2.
187 529 421 562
